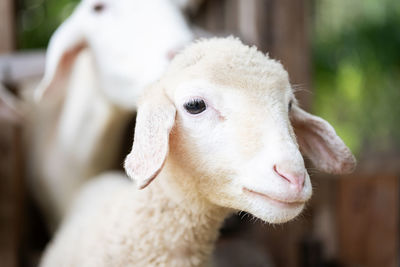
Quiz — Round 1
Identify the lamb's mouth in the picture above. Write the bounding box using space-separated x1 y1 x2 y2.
242 187 306 207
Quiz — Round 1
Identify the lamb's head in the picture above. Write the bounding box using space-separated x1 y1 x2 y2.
36 0 202 109
124 38 356 223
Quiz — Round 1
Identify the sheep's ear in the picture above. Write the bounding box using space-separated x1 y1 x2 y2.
290 105 356 174
35 15 86 102
124 91 176 189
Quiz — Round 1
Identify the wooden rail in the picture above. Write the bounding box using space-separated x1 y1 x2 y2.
0 52 45 86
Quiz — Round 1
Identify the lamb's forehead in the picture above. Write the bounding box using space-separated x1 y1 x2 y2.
165 37 291 96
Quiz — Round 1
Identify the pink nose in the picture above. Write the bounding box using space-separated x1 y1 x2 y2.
273 165 306 191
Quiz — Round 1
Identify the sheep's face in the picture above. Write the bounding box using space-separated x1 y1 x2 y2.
166 77 312 223
125 38 356 224
37 0 194 109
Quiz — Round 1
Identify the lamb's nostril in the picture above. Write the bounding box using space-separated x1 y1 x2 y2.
273 165 290 183
273 164 306 191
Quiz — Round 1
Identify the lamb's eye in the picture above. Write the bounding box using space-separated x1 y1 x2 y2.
93 3 105 13
184 99 206 114
288 100 293 112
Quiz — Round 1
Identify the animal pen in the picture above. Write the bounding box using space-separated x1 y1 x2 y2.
0 0 398 267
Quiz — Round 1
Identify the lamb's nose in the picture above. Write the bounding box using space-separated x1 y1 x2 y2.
273 164 306 192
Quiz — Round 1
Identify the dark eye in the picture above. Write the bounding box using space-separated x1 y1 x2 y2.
288 100 293 112
184 99 207 114
93 3 105 13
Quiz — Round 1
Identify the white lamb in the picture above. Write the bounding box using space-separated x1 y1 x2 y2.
29 0 204 228
40 37 356 267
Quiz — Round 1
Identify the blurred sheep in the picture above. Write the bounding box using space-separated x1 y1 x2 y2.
29 0 204 229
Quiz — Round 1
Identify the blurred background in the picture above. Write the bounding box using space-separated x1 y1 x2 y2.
1 0 399 266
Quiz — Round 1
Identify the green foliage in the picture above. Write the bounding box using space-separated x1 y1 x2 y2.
312 1 400 155
17 0 79 49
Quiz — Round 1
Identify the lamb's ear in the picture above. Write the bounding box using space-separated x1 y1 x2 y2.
124 91 176 189
35 14 86 102
290 105 356 174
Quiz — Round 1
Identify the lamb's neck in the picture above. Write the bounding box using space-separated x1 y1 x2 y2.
42 94 131 220
139 177 230 266
55 93 130 164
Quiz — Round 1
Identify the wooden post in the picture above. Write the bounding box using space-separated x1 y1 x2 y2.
265 0 312 108
0 120 23 267
0 0 15 54
0 2 21 267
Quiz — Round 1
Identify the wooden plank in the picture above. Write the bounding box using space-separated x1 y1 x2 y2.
223 0 239 34
0 1 23 260
237 0 259 45
0 123 23 267
337 174 399 267
266 0 312 108
195 0 226 33
0 0 15 54
0 52 46 84
0 3 21 262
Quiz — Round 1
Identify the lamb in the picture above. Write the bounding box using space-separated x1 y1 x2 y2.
29 0 204 229
40 37 356 267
